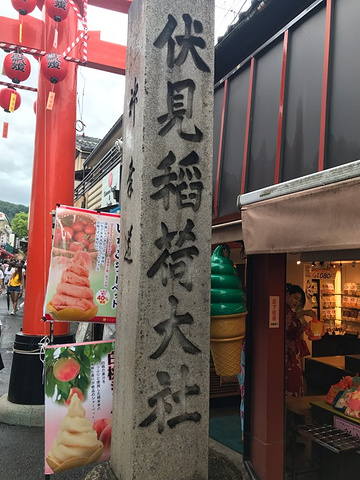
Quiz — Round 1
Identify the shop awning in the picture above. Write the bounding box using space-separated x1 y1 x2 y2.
211 219 243 245
0 247 15 257
239 176 360 254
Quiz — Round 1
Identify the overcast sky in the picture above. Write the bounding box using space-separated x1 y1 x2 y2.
0 1 250 207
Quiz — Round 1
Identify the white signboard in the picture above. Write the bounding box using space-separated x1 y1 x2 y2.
101 164 120 208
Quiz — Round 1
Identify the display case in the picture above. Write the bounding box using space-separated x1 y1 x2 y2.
286 260 360 355
319 283 360 336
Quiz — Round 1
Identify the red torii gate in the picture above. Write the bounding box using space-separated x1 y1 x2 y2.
0 0 129 405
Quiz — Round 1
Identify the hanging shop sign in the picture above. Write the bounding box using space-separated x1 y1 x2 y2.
101 164 120 208
311 270 336 280
44 205 120 323
44 340 115 474
307 265 336 280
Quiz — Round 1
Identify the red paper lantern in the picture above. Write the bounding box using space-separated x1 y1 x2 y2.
11 0 37 15
45 0 70 22
0 87 21 112
3 52 31 84
40 53 68 84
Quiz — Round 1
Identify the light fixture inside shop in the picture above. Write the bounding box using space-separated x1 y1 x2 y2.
332 260 357 266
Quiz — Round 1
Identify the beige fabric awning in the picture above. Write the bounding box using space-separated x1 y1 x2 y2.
211 220 243 244
241 177 360 254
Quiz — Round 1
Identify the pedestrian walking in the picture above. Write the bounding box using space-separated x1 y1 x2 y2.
20 259 26 290
7 263 24 315
0 266 4 295
4 262 14 292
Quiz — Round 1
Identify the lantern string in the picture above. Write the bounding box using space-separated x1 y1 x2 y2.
19 14 23 44
77 69 86 128
53 23 59 49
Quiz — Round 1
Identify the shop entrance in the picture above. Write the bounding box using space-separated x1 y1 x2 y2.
285 253 360 479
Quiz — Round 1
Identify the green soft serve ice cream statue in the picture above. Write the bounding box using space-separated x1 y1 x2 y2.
210 244 247 376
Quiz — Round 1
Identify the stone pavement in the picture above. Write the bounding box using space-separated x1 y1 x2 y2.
0 291 249 480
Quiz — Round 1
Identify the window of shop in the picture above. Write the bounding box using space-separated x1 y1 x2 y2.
285 253 360 479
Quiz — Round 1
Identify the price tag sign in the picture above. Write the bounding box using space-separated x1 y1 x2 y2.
334 416 360 439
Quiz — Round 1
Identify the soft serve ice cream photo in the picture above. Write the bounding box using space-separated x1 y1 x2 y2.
47 251 98 322
45 341 115 475
44 205 120 323
46 393 103 473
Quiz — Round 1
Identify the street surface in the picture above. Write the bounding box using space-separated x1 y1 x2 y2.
0 292 247 480
0 292 96 480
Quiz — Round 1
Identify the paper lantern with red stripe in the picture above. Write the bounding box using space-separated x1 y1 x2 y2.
3 52 31 84
0 87 21 112
40 53 68 84
45 0 70 22
11 0 37 15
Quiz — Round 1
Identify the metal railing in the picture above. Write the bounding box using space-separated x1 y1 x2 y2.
74 145 122 202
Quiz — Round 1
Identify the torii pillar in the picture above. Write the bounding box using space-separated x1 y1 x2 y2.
0 0 129 405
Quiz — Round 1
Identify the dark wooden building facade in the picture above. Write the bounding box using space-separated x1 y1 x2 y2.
213 1 360 478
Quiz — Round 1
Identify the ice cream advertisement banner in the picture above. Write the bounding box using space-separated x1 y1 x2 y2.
44 341 115 475
44 206 120 323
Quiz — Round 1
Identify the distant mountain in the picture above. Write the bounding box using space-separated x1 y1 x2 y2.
0 200 29 223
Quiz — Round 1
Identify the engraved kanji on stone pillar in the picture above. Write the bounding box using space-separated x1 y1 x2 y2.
111 1 214 479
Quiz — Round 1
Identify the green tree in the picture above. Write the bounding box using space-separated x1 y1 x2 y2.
11 212 29 239
0 200 28 222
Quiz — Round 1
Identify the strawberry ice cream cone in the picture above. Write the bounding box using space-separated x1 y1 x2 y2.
47 252 98 322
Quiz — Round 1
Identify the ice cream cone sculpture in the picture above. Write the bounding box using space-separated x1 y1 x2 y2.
305 318 325 341
46 393 103 473
210 245 247 376
46 251 98 321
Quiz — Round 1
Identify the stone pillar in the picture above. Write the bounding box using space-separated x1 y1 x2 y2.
111 1 214 479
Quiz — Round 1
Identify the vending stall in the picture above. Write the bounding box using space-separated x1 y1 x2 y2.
240 175 360 479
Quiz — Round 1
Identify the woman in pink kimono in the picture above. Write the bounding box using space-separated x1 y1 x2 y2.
285 283 316 396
